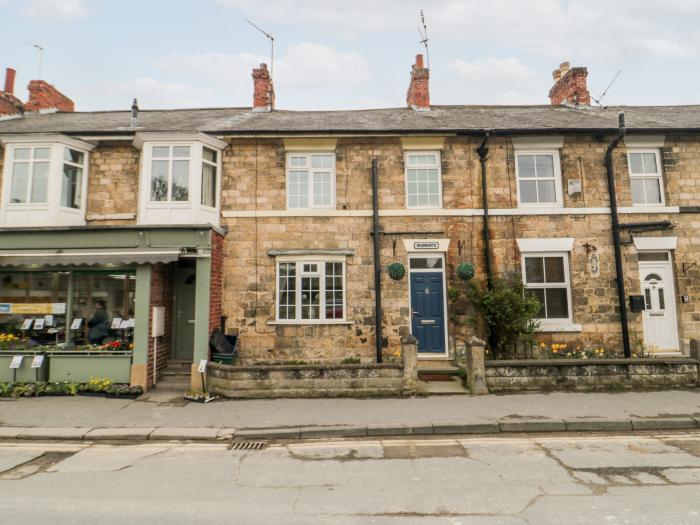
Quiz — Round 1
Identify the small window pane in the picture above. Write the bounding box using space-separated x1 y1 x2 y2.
545 289 569 318
290 156 307 167
13 148 30 160
629 153 644 174
301 276 320 320
644 289 652 310
642 153 658 174
519 180 538 204
409 257 442 269
278 263 296 320
150 160 168 201
64 148 84 165
658 289 665 310
33 147 51 160
643 178 662 204
528 288 546 318
312 172 332 207
61 164 82 209
171 160 189 201
288 170 309 208
311 155 334 169
152 146 169 158
517 155 536 178
10 162 29 203
173 146 190 158
525 257 545 283
30 162 49 203
537 180 556 203
203 147 217 163
535 155 554 178
638 252 669 262
631 179 645 204
201 163 216 207
544 257 565 283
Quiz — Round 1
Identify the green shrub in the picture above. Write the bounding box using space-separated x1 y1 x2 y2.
467 275 541 359
341 356 361 364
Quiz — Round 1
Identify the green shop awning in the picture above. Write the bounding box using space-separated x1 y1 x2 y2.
0 248 181 267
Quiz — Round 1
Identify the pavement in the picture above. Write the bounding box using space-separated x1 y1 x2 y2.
1 389 699 441
2 433 700 523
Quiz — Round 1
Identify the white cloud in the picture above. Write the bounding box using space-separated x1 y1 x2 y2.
24 0 89 21
440 57 546 104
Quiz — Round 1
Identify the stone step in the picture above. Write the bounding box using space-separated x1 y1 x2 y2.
416 378 468 395
417 367 461 382
161 369 190 377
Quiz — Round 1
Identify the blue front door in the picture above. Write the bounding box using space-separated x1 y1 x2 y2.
410 272 446 354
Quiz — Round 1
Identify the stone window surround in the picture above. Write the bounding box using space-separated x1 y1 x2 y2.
270 253 350 325
404 150 443 209
0 133 95 227
512 135 564 209
133 132 226 226
516 237 581 333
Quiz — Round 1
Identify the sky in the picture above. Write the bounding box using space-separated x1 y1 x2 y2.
2 0 700 112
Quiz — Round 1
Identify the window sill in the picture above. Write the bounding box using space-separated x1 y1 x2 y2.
537 323 582 333
267 320 353 326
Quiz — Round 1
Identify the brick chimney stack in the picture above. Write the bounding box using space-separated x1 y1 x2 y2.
0 68 25 116
25 79 74 113
406 54 430 111
549 61 591 106
252 63 274 112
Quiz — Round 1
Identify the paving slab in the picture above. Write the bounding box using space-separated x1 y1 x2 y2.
216 428 237 440
18 427 91 440
84 427 156 440
564 418 633 431
631 417 698 430
432 422 501 434
499 419 566 432
366 425 434 436
235 428 301 440
149 427 220 441
299 426 367 438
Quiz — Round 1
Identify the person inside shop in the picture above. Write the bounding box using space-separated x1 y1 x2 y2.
87 299 110 344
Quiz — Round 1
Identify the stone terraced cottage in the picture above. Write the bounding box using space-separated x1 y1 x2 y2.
0 56 698 391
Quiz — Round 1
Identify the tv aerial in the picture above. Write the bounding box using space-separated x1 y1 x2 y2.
11 35 44 79
245 18 275 79
417 9 430 68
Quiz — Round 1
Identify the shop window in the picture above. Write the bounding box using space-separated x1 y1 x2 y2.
522 253 572 323
515 151 563 207
405 151 442 208
286 153 336 209
0 270 135 348
628 150 664 205
276 260 345 323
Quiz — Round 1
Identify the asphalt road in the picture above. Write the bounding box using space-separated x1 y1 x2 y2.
1 432 700 524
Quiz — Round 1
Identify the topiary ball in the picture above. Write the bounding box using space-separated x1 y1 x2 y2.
456 262 475 281
388 262 406 281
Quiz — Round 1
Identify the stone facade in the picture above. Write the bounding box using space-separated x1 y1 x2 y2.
85 141 139 224
220 133 700 363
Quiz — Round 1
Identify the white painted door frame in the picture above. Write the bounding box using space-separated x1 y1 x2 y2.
638 253 679 352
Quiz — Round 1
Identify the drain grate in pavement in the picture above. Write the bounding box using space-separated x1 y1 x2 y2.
231 441 266 451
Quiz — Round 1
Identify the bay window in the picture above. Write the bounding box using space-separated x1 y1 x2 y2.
1 135 94 227
134 133 225 225
276 259 345 323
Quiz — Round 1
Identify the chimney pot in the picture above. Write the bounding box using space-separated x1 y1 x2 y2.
552 68 561 81
559 61 570 71
4 68 16 95
406 54 430 111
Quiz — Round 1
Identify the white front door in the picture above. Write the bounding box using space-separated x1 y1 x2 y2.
638 254 679 351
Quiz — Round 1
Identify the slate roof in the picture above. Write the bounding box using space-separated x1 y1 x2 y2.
0 104 699 135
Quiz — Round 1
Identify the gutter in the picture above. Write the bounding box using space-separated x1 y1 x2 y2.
604 112 631 358
371 158 383 363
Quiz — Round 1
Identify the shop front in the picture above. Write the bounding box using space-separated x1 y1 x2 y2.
0 225 223 389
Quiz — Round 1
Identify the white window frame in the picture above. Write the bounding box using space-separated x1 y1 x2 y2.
404 150 443 209
0 134 93 226
134 132 225 226
147 144 193 204
201 146 218 209
521 251 574 327
285 152 336 210
627 149 665 206
60 147 86 210
274 255 347 324
515 150 563 208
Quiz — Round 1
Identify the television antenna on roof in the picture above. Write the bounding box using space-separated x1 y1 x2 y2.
417 9 430 68
11 35 44 79
245 18 275 79
593 69 621 107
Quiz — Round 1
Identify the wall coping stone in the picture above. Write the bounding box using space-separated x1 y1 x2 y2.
485 358 698 367
208 361 402 373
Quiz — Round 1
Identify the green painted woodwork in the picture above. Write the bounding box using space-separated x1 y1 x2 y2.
0 355 48 382
133 265 152 366
48 354 132 383
193 256 212 363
